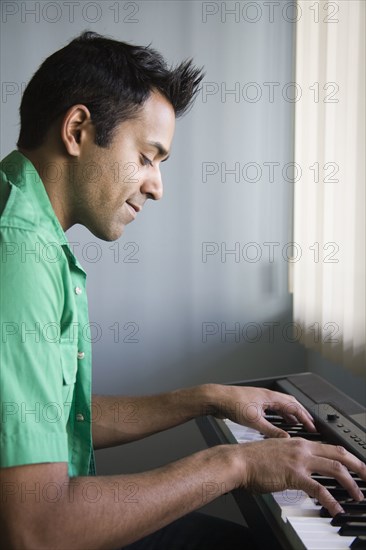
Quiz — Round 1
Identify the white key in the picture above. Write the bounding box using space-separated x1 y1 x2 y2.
223 420 264 442
287 517 355 549
273 490 321 519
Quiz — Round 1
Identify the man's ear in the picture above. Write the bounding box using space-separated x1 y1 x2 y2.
61 105 93 156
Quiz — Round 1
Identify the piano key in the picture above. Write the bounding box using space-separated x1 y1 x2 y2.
349 479 366 489
275 492 359 548
312 476 342 485
339 502 366 511
350 535 366 548
331 514 366 526
312 476 366 489
286 517 356 549
286 431 324 440
350 478 366 485
324 485 356 500
320 507 332 518
313 486 354 499
265 417 325 438
319 501 366 516
273 490 319 514
224 419 322 441
338 523 366 536
273 490 361 548
269 422 304 428
223 420 265 442
328 487 358 499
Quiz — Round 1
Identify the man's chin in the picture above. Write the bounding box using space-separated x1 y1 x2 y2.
88 223 126 242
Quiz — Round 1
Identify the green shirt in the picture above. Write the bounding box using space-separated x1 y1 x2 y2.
0 150 95 477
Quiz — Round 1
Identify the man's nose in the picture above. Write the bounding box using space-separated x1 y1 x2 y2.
141 166 163 201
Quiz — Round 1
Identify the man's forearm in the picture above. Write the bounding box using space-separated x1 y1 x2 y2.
92 384 219 449
3 445 239 550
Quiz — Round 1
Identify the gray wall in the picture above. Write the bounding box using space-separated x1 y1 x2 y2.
4 0 361 522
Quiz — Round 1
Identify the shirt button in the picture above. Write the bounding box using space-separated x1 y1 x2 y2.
74 286 83 295
77 351 85 360
76 413 84 422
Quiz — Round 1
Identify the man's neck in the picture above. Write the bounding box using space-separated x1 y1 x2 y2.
18 147 74 231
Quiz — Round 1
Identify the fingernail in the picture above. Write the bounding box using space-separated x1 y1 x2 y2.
335 503 345 514
358 490 364 500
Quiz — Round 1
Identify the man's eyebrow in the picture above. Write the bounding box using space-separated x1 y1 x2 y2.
148 141 170 161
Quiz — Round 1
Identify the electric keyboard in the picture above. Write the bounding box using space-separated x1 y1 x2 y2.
196 372 366 550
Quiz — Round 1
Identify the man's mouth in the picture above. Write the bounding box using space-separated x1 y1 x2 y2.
125 201 141 219
127 201 141 213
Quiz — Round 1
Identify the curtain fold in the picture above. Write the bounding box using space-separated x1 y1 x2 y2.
293 0 365 373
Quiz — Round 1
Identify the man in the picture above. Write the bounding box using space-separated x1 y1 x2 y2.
1 32 365 550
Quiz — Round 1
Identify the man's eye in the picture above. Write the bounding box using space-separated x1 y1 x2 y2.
141 155 153 167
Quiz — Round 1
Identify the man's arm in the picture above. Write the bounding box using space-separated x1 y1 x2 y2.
92 385 211 448
92 383 316 448
2 439 365 550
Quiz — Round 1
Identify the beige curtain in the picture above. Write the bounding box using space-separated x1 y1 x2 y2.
293 0 365 374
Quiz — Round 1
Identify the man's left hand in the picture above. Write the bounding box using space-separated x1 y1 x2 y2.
210 385 317 438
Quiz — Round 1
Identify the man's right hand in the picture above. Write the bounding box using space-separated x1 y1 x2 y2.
233 437 366 516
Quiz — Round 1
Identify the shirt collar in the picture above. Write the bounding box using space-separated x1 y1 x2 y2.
1 150 86 274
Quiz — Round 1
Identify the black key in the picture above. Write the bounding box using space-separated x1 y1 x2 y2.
356 480 366 489
287 431 323 440
331 513 366 525
319 501 366 515
264 414 283 420
354 481 366 490
271 425 305 431
279 425 306 430
340 500 366 509
320 507 332 518
338 522 366 536
280 426 304 431
324 486 365 499
312 476 342 485
328 487 351 498
351 540 366 550
312 475 366 489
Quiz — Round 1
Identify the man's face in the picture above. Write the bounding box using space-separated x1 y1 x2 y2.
72 91 175 241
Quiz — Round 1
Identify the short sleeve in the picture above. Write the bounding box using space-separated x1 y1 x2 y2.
0 226 69 467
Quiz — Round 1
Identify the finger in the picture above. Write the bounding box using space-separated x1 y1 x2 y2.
308 455 364 502
312 443 366 484
271 398 317 432
299 476 345 517
254 416 290 439
285 403 316 432
281 413 302 425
